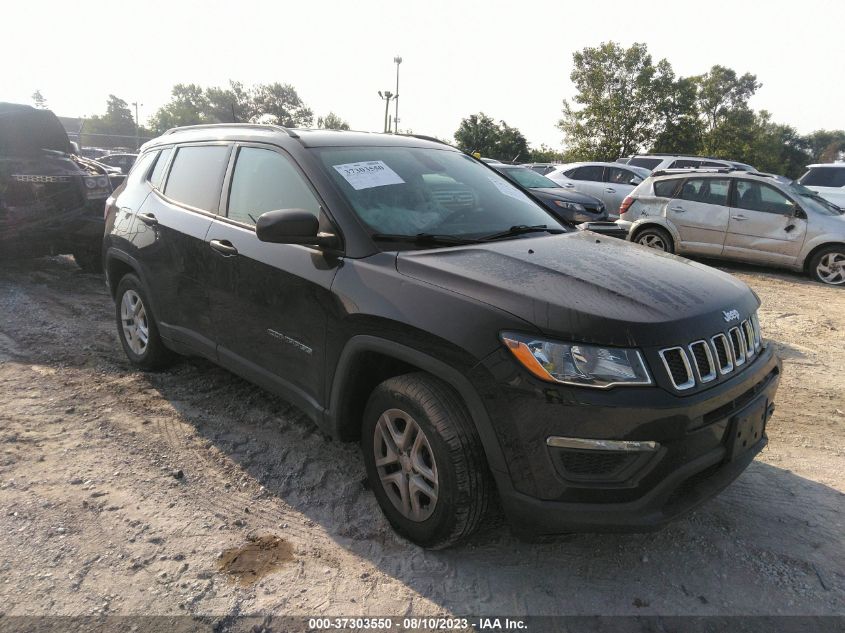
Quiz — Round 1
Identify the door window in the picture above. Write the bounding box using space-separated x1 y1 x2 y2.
679 178 729 206
799 167 845 188
163 145 230 212
670 159 701 169
735 181 795 214
570 165 604 181
227 147 321 227
606 167 636 184
653 178 682 198
148 147 173 190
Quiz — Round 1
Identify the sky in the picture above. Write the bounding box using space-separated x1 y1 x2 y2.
3 0 843 149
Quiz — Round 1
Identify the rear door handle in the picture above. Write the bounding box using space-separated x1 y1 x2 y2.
733 214 748 221
138 212 158 226
209 239 238 256
605 188 616 193
669 206 685 212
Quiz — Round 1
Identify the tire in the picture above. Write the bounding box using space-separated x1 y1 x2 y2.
73 249 103 274
634 226 675 254
114 273 175 370
808 246 845 286
361 372 493 548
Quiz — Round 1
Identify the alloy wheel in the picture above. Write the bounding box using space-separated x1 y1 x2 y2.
373 408 439 522
816 252 845 285
120 289 150 355
638 233 667 251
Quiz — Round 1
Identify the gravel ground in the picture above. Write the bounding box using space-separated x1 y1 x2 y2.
0 255 842 621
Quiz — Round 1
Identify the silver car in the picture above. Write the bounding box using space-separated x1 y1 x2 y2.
618 169 845 286
545 162 650 219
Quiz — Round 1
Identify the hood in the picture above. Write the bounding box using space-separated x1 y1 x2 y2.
531 187 604 207
0 103 72 156
396 231 758 348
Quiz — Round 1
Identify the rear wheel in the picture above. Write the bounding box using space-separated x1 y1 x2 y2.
634 226 674 253
809 246 845 286
362 372 493 548
115 274 175 369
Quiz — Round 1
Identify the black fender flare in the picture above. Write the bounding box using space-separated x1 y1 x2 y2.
103 248 161 319
325 335 510 477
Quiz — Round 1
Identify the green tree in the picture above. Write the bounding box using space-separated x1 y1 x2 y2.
31 90 47 109
253 82 313 127
82 95 142 148
317 112 350 130
651 74 702 155
695 65 760 136
454 113 529 162
149 84 211 133
205 81 257 123
803 129 845 163
527 144 567 163
557 42 677 160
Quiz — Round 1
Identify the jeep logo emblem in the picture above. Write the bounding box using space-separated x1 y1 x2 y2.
723 309 741 322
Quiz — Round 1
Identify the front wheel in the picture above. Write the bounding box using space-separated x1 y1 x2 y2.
809 246 845 286
361 373 493 548
634 226 674 253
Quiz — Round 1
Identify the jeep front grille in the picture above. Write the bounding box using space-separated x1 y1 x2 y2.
659 317 761 391
11 174 73 183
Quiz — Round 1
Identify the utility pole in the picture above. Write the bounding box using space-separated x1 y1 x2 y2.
378 91 395 133
393 56 402 133
131 101 143 151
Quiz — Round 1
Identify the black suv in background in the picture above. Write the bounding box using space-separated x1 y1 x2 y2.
0 102 123 271
104 125 781 548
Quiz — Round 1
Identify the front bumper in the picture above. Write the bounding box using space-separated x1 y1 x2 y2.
577 221 629 239
473 343 781 534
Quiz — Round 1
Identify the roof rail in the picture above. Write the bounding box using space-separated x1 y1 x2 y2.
651 167 734 177
400 133 453 146
162 122 300 138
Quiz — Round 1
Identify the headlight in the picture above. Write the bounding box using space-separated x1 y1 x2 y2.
97 176 109 188
84 177 98 189
501 332 652 388
553 200 586 212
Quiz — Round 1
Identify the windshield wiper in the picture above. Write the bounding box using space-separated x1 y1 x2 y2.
478 224 564 241
371 232 482 246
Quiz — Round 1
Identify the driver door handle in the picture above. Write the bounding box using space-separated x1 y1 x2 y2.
733 214 748 221
669 206 685 213
209 239 238 256
563 182 575 188
605 187 616 193
138 212 158 226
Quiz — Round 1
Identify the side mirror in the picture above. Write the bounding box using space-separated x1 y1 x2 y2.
256 209 339 249
793 206 807 220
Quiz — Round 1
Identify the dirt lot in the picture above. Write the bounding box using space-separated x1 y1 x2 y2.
0 255 843 621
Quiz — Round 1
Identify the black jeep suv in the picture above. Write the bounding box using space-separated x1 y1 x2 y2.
103 125 781 548
1 102 123 271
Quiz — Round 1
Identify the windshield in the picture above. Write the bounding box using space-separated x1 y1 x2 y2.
314 147 562 240
498 167 560 189
788 181 843 215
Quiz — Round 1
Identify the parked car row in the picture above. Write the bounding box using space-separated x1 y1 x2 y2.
618 168 845 286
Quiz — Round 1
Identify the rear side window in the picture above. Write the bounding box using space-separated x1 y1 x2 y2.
227 147 321 226
126 151 158 184
628 157 662 170
570 165 604 181
149 147 173 189
735 181 794 214
653 178 682 198
606 167 636 184
163 145 230 212
670 159 701 169
701 161 727 168
679 178 729 206
800 167 845 188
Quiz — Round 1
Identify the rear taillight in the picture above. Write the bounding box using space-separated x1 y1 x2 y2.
619 196 634 216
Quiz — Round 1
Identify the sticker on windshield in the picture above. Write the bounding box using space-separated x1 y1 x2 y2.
487 176 525 200
333 160 405 190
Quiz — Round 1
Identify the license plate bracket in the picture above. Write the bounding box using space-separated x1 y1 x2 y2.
727 396 769 460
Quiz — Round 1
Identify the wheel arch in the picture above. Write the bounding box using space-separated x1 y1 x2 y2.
324 335 508 476
629 219 679 246
803 241 845 273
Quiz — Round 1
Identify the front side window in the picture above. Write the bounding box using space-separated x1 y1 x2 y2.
314 146 559 239
799 167 845 188
227 147 321 226
735 181 794 214
148 146 173 190
163 145 230 212
679 178 729 206
570 165 604 181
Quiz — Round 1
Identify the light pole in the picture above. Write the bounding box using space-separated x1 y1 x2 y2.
393 56 402 133
378 91 395 134
131 101 143 151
